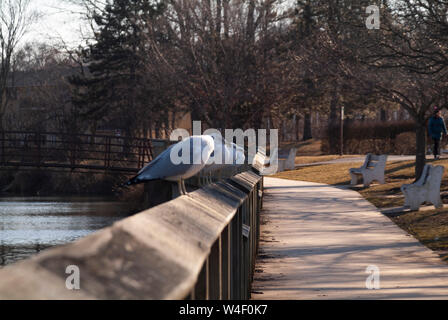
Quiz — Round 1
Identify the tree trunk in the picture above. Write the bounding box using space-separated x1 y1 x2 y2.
415 122 427 180
328 89 338 126
216 0 222 36
328 90 339 153
246 0 255 43
155 122 161 139
380 109 387 122
294 114 300 141
90 121 97 147
303 113 312 141
223 0 230 38
251 105 263 130
0 92 5 132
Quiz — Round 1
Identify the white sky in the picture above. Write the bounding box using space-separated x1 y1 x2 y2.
24 0 88 48
24 0 296 49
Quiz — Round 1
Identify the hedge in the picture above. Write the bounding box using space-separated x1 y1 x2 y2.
322 120 417 155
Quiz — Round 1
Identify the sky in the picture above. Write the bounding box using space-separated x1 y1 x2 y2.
24 0 88 48
24 0 296 49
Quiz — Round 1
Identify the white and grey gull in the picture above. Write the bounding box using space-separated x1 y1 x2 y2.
201 135 246 183
126 135 215 195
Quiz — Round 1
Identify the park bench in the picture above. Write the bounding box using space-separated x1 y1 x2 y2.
252 150 269 174
401 164 444 211
251 147 297 174
349 154 387 187
278 148 297 172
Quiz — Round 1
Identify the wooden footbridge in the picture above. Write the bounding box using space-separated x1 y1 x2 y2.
0 131 171 173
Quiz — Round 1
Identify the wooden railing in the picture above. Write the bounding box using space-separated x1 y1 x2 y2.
0 170 264 300
0 131 171 173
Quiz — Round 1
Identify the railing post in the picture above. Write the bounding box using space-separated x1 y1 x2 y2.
242 199 250 299
221 225 231 300
137 141 142 168
1 131 4 164
231 209 242 300
147 139 154 161
249 191 254 283
209 237 222 300
194 258 209 300
69 134 77 168
37 132 42 166
252 189 256 278
104 137 111 169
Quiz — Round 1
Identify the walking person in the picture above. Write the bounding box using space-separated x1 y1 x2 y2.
428 107 447 160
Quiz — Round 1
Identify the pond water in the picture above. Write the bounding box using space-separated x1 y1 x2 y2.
0 197 130 266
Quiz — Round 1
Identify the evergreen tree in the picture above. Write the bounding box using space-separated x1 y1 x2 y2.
69 0 164 137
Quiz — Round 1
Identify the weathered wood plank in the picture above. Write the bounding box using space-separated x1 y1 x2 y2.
0 182 247 300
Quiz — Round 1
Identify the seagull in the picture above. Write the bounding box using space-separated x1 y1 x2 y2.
230 142 246 164
126 135 215 195
227 142 246 175
201 135 246 183
201 137 229 184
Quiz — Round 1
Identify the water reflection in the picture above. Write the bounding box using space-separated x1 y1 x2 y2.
0 197 130 266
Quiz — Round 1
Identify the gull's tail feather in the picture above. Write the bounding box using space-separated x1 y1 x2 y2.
123 175 141 187
122 175 160 187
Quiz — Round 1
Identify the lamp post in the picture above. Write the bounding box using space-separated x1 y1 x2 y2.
340 106 345 156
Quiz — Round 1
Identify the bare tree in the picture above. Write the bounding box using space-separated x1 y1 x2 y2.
143 0 289 130
357 1 448 178
6 42 76 133
0 0 39 131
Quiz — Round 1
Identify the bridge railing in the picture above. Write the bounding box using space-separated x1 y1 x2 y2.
0 170 264 300
0 131 171 172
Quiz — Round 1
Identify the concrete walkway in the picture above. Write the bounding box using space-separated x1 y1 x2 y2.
251 178 448 300
296 154 446 168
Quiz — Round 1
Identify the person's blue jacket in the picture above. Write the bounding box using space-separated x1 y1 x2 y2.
428 116 448 140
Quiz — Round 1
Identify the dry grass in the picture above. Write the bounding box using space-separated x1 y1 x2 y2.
274 162 359 185
273 158 448 262
275 158 448 207
279 139 360 164
280 139 323 155
389 208 448 261
294 155 361 165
